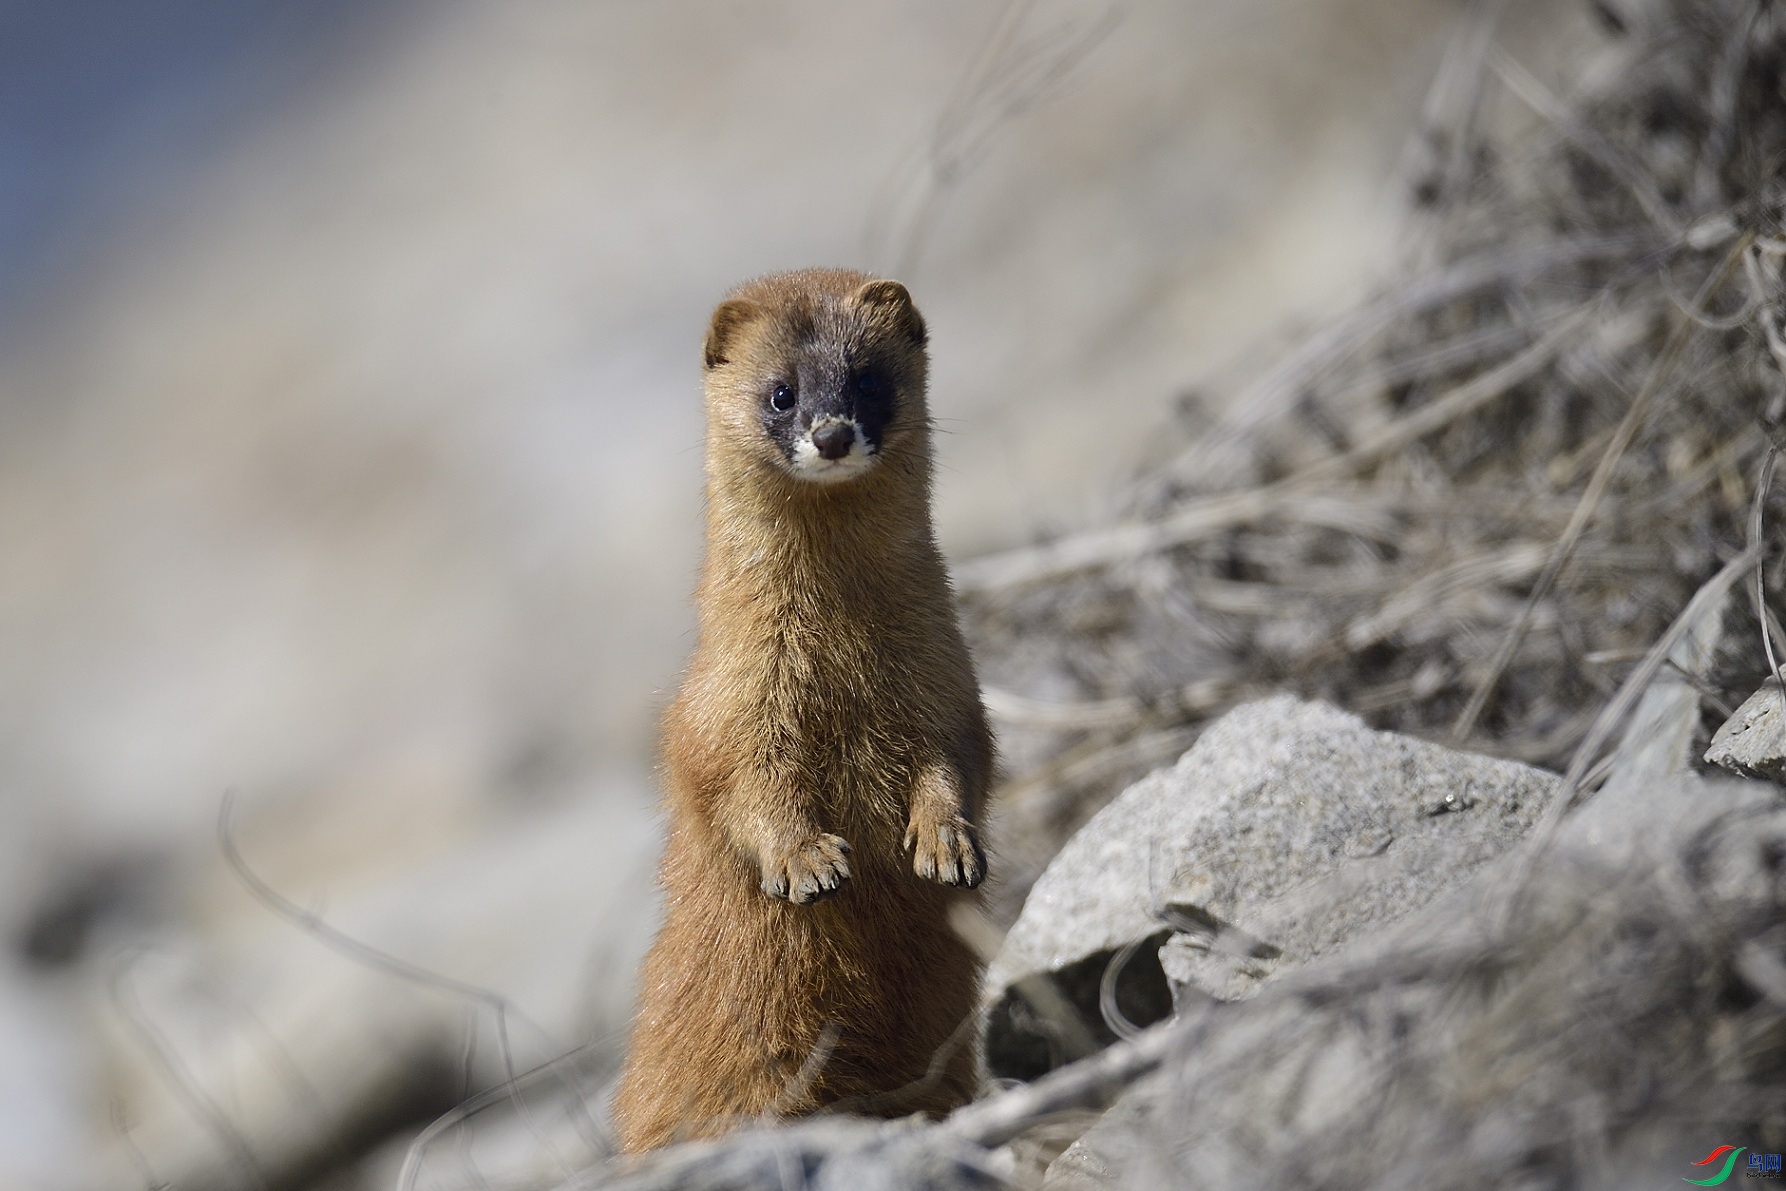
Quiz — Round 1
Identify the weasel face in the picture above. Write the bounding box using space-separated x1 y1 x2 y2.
702 270 928 488
762 358 897 484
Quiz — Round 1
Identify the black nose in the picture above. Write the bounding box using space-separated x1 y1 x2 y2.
811 423 856 461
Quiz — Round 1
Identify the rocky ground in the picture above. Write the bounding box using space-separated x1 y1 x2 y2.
579 690 1786 1190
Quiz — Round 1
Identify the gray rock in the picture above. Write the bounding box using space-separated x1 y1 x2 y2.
984 696 1555 1079
1705 681 1786 783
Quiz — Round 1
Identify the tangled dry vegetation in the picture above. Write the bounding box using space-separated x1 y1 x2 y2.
962 0 1786 924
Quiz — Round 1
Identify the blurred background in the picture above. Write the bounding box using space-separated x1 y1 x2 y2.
0 1 1579 1186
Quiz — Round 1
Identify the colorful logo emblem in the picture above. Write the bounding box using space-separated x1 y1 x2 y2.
1684 1146 1745 1185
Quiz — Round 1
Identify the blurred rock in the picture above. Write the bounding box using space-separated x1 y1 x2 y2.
0 961 89 1189
93 785 660 1191
1705 681 1786 784
984 696 1554 1080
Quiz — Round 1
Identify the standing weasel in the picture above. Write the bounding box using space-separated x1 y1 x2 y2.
612 269 992 1152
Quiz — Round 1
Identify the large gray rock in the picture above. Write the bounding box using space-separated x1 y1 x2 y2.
984 696 1555 1079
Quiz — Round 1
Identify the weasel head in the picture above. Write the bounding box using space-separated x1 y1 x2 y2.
700 269 929 488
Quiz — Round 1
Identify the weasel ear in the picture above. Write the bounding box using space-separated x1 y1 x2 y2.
704 299 761 370
853 279 926 347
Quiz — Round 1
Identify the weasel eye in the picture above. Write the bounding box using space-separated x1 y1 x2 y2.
852 366 892 412
769 383 796 412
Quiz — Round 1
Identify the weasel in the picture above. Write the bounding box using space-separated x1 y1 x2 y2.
611 268 992 1152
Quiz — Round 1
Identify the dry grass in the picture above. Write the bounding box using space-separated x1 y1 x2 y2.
962 0 1786 924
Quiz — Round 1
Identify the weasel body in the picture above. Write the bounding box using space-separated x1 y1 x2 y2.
612 269 992 1152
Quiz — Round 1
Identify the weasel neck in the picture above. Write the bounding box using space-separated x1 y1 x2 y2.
699 442 948 623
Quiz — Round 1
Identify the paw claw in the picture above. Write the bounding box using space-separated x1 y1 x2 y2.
906 817 984 888
762 833 853 905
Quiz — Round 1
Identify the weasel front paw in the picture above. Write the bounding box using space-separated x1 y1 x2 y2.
903 816 985 888
761 834 852 904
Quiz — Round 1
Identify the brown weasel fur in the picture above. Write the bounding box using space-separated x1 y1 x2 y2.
611 269 992 1152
